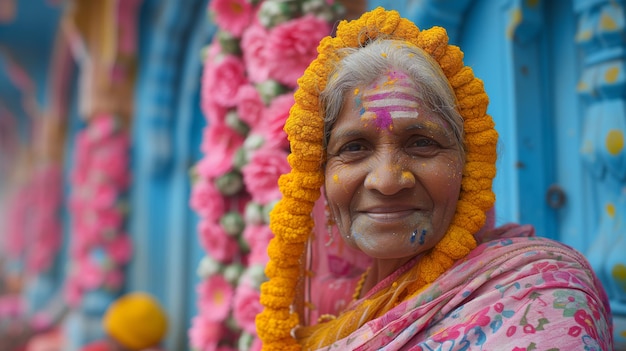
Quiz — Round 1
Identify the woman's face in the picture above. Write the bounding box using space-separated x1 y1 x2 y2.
325 70 463 260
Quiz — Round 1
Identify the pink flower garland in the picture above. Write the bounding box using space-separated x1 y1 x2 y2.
0 53 64 279
25 165 64 275
1 140 63 282
189 0 344 349
65 113 132 307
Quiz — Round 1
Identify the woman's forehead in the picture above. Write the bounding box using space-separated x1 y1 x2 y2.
346 70 450 132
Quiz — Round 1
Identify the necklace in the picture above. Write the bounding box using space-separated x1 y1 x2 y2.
352 267 371 301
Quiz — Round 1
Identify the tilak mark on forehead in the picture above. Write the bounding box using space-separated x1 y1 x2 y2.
355 70 420 130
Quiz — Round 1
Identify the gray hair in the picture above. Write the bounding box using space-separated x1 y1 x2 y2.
320 38 465 156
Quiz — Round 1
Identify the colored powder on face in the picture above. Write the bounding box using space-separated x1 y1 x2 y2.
371 107 393 129
357 71 420 130
355 94 362 106
410 229 427 245
351 231 376 251
387 70 404 82
354 94 365 117
333 174 339 183
383 77 397 87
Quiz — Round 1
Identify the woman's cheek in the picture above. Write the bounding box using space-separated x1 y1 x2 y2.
325 169 356 245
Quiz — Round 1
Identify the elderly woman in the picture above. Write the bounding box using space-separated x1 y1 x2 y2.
256 7 613 351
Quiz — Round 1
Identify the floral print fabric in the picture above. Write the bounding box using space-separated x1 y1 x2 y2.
317 235 613 351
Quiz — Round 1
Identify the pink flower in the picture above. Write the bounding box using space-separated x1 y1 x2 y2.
5 59 34 92
265 15 331 87
91 134 131 186
241 22 270 83
197 274 234 320
209 0 255 37
64 277 83 307
197 220 239 263
202 55 247 108
103 268 124 290
190 180 226 221
196 123 244 178
0 295 25 318
243 224 274 265
188 315 223 351
259 92 292 149
97 207 124 232
249 337 263 351
201 98 228 125
70 217 101 254
4 194 28 257
232 283 262 334
242 147 290 204
236 84 265 129
88 113 118 142
35 166 63 201
206 40 222 62
26 216 61 273
76 257 104 289
26 248 50 275
200 40 228 124
91 181 119 210
105 235 133 264
29 312 52 331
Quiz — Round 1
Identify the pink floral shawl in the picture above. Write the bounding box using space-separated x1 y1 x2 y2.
307 221 613 350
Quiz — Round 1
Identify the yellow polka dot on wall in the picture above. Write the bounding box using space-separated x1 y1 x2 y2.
605 66 619 84
607 203 616 218
612 263 626 285
506 8 522 39
526 0 540 8
600 12 618 31
606 129 624 155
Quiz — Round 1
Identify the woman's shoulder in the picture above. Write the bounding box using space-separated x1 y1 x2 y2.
443 230 606 298
470 224 591 267
468 234 598 283
451 231 611 311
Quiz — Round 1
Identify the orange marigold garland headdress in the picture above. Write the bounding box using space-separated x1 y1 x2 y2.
256 7 497 351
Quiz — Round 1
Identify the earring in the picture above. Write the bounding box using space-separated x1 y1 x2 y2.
324 200 335 247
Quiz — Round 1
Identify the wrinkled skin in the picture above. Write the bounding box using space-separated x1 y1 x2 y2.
324 70 463 289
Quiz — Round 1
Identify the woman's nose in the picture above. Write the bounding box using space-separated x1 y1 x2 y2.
364 157 416 195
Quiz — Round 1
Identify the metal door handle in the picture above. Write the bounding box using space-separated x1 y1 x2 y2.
546 184 567 209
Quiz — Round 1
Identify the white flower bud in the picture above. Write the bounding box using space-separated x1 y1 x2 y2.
214 171 243 196
196 255 221 278
220 211 245 237
223 263 245 284
244 202 264 225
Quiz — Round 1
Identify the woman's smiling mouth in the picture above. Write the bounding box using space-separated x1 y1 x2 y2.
362 209 417 221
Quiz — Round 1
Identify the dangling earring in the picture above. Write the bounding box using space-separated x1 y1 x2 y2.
324 200 335 247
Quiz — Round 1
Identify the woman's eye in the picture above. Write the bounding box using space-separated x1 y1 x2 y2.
340 142 366 153
411 137 438 148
